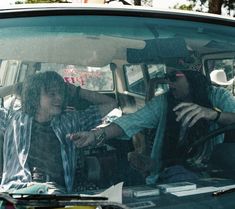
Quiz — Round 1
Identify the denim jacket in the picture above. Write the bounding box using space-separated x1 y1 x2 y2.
114 86 235 184
0 106 101 192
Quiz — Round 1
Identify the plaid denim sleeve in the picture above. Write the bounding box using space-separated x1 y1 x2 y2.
113 96 162 138
77 105 102 131
1 112 32 191
0 108 7 132
211 87 235 112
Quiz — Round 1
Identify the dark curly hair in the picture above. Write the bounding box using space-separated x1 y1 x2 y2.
182 70 212 108
165 69 214 161
21 71 66 117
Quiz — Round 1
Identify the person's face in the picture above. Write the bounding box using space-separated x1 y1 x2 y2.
166 68 190 101
38 87 64 119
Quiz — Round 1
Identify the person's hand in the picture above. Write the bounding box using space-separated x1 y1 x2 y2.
173 102 217 127
66 131 95 148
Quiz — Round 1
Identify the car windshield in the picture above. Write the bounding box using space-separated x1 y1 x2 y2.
0 7 235 208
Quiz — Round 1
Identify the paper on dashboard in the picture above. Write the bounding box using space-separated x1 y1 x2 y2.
80 182 123 203
171 186 217 197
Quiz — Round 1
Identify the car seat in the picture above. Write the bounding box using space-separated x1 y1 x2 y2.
127 77 157 176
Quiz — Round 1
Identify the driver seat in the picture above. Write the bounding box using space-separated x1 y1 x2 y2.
128 77 157 176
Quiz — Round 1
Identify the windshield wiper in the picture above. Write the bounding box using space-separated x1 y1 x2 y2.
0 192 108 206
0 193 128 209
10 193 108 201
212 187 235 196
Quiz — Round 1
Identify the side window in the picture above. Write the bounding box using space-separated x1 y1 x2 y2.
0 60 20 86
0 60 114 92
148 64 168 96
148 64 165 79
205 58 235 95
124 65 145 95
41 64 114 91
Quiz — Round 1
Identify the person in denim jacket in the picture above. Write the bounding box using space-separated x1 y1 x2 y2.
70 67 235 184
0 71 116 193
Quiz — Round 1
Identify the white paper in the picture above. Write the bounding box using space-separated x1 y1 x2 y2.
172 183 235 197
80 182 123 203
171 186 217 197
215 184 235 191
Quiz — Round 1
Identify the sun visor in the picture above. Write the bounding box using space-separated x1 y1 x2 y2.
127 38 190 64
0 35 145 67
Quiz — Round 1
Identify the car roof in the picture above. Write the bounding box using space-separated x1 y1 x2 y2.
0 3 234 67
0 3 234 25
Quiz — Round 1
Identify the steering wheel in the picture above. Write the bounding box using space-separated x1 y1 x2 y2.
175 123 235 179
180 123 235 158
188 123 235 153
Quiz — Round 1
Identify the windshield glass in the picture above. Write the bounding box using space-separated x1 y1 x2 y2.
0 11 235 207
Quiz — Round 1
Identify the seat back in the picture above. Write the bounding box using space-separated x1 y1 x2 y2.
128 77 157 175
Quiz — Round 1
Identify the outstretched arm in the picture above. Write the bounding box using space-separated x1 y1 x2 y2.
68 123 124 148
68 94 164 148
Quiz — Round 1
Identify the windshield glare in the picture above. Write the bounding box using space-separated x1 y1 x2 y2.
0 12 235 205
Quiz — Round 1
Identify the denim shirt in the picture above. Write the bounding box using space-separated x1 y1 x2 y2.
0 106 101 192
114 86 235 184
